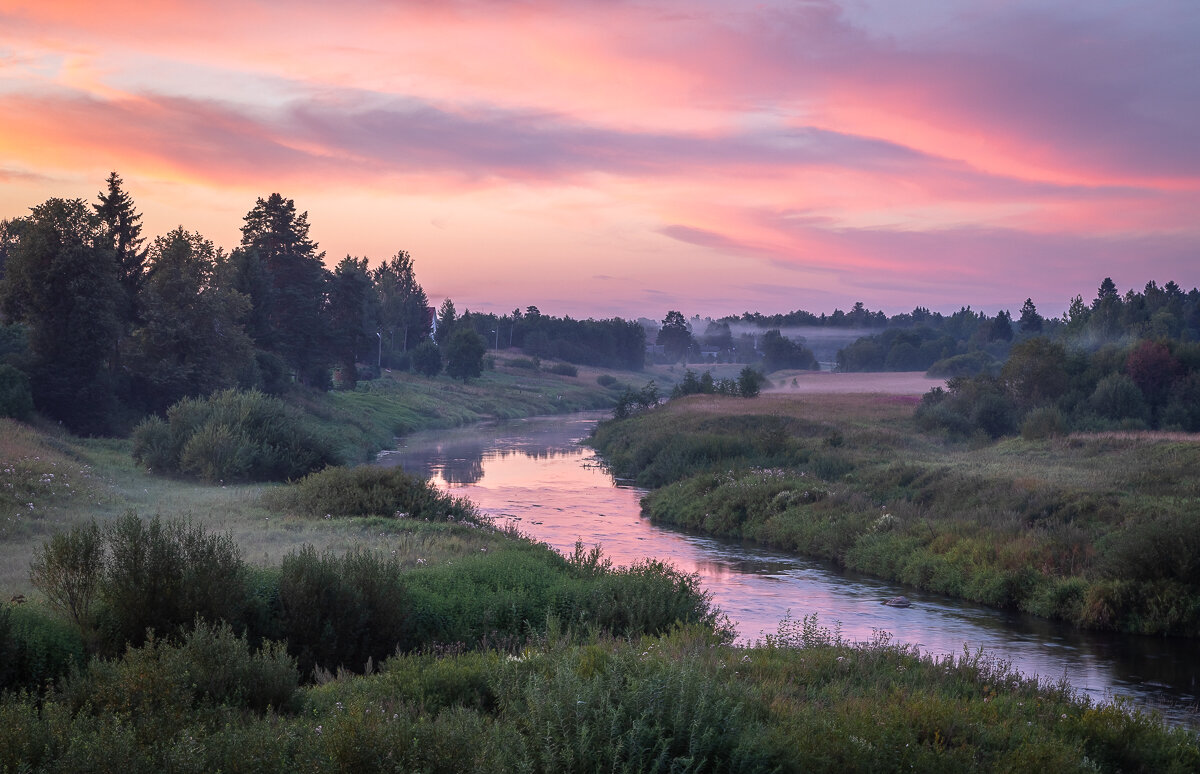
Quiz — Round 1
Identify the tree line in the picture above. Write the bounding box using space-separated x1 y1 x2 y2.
0 175 439 434
0 175 658 435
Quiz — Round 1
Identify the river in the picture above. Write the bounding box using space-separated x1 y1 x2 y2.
376 411 1198 726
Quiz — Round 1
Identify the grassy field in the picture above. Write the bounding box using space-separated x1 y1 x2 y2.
589 384 1200 636
0 359 632 593
3 368 1199 769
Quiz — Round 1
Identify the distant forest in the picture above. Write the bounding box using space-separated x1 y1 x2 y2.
2 174 1197 437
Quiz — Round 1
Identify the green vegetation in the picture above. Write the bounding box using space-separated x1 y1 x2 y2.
2 400 1197 769
590 392 1200 636
3 610 1196 772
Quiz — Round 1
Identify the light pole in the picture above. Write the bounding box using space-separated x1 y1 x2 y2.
492 328 499 350
376 331 382 369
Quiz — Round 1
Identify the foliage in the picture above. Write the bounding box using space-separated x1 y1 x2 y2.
126 228 255 413
760 328 817 372
547 361 577 377
596 373 617 387
265 465 477 522
0 602 85 692
275 546 410 678
445 327 487 382
656 309 694 363
0 363 33 419
0 198 122 434
131 389 340 482
410 339 442 377
238 193 331 386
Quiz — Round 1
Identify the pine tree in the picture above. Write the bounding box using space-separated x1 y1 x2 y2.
94 172 147 324
239 194 331 386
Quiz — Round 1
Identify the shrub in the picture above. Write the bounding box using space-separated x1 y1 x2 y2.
276 546 409 677
267 465 477 522
98 513 251 653
1021 405 1067 439
0 603 85 692
131 389 340 482
32 514 251 655
0 364 33 419
596 373 617 387
506 357 539 371
547 362 577 377
1089 373 1149 424
58 619 298 720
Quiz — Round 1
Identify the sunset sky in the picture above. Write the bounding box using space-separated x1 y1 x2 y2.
1 0 1196 320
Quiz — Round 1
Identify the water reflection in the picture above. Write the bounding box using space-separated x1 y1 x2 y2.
378 413 1198 726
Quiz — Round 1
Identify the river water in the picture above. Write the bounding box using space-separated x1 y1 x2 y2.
377 412 1198 726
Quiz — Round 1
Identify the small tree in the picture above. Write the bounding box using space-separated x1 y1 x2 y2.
411 340 442 377
29 521 104 638
445 327 486 382
737 367 764 398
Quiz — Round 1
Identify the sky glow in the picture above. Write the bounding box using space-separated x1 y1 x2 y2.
1 0 1196 319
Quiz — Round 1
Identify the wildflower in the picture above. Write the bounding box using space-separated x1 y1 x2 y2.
315 725 323 735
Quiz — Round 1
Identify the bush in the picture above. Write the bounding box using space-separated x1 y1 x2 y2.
266 465 477 522
0 603 85 692
0 364 33 419
547 362 577 377
131 389 340 482
1021 405 1067 439
596 374 617 387
58 619 298 720
1089 373 1149 423
31 513 251 655
506 357 540 371
276 546 409 677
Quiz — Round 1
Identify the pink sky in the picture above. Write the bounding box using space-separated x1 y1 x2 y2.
1 0 1196 319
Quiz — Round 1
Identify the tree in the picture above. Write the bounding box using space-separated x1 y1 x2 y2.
737 366 764 398
93 172 147 325
327 256 376 387
760 329 817 372
411 340 442 377
656 310 693 363
1018 298 1043 334
445 327 486 382
0 198 121 433
126 228 254 413
239 194 331 385
1002 337 1067 407
373 250 431 360
986 310 1014 342
434 298 457 347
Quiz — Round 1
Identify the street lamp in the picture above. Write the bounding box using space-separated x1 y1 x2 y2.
492 328 499 350
376 331 382 369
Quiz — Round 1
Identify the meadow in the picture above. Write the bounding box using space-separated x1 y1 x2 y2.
589 387 1200 636
3 366 1199 770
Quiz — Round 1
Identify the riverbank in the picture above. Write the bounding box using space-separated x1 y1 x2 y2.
588 389 1200 637
0 361 630 592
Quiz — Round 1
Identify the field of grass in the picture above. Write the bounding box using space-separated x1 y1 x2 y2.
3 369 1199 769
589 389 1200 636
0 360 630 593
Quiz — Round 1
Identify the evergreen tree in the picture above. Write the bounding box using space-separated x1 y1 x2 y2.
327 256 376 387
1018 298 1043 333
657 310 693 363
373 250 431 361
434 298 457 347
239 194 331 386
94 172 147 324
0 199 121 433
126 228 254 413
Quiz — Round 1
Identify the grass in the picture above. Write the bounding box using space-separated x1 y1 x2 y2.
588 392 1200 635
3 619 1196 772
2 372 1199 769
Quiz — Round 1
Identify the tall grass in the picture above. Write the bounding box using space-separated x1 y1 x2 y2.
590 394 1200 635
